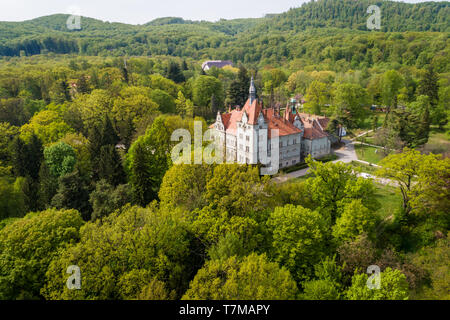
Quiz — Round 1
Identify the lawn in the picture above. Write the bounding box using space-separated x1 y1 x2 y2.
280 173 401 220
349 160 379 174
354 144 387 164
350 112 385 137
373 183 402 220
420 128 450 156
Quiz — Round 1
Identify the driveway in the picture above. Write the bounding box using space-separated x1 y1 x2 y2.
333 139 357 163
273 138 385 183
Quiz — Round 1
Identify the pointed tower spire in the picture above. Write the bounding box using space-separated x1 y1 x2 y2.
249 76 256 104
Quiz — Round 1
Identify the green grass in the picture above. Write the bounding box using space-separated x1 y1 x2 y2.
373 183 402 220
354 144 387 164
349 161 379 174
350 112 385 137
421 127 450 155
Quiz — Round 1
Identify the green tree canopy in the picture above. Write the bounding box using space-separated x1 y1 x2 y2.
0 208 84 299
182 253 299 300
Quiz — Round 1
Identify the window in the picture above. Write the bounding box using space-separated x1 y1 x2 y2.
293 139 297 144
246 135 250 141
239 144 243 150
245 146 249 152
239 133 243 139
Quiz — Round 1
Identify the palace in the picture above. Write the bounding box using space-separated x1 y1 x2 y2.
211 78 332 169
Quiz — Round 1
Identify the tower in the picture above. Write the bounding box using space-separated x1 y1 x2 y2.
249 76 256 104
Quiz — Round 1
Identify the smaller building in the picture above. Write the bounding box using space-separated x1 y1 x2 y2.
202 60 233 71
296 113 332 159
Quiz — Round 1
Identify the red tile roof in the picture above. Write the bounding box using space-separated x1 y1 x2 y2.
297 113 330 139
214 99 302 137
213 101 330 141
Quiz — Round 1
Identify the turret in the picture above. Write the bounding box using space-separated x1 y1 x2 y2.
249 76 256 104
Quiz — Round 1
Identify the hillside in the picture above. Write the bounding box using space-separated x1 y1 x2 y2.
257 0 450 32
0 0 448 62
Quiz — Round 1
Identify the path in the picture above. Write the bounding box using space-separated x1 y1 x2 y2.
273 129 393 185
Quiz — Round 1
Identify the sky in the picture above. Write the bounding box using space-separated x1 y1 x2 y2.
0 0 444 24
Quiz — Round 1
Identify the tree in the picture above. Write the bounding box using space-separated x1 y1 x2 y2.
301 255 344 300
98 144 126 186
175 91 194 118
60 133 92 179
286 70 312 94
333 83 369 128
42 205 192 300
66 89 113 134
411 233 450 300
0 208 84 299
332 199 377 243
304 81 329 115
372 115 379 131
0 122 19 165
37 161 58 209
112 86 159 139
301 280 341 300
166 61 185 83
193 75 223 109
10 136 28 177
88 115 120 181
408 95 431 146
127 141 154 206
89 180 131 221
346 267 409 300
227 65 250 107
20 109 74 145
267 204 327 282
337 234 378 280
43 141 77 177
378 148 450 217
182 253 298 300
159 163 211 211
204 164 271 216
150 89 176 114
304 156 379 224
126 116 177 205
51 170 91 220
418 65 439 108
207 232 248 261
0 177 26 219
0 98 30 126
381 70 403 117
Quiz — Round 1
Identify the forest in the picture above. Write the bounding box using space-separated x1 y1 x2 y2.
0 0 448 300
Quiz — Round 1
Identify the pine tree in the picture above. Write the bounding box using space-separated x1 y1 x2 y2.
166 61 185 83
210 94 218 116
51 170 91 220
181 60 188 71
26 134 43 181
38 162 58 209
129 142 155 206
98 144 126 186
10 136 28 177
418 65 439 107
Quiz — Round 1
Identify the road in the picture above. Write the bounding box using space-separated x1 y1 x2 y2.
273 135 394 186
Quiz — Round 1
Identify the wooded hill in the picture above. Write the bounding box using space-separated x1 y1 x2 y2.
0 0 448 60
